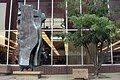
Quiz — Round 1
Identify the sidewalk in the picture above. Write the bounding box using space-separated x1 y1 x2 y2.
0 73 120 80
90 73 120 80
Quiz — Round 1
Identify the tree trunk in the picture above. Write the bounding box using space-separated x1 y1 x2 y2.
94 65 100 78
85 45 102 78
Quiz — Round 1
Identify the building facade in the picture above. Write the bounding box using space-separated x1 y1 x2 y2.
0 0 120 74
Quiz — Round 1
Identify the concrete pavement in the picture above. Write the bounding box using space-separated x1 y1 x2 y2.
0 73 120 80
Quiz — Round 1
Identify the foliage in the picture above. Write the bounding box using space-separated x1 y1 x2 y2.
58 0 119 75
59 0 81 17
86 0 109 17
68 12 117 77
58 0 118 77
58 0 117 48
70 14 116 48
68 0 117 76
59 0 110 17
53 32 66 39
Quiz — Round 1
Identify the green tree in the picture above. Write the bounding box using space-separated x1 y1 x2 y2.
69 14 116 77
86 0 109 17
59 0 81 17
58 0 118 78
60 0 110 17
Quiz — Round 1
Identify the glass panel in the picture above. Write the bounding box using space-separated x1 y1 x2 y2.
110 0 120 57
83 44 111 64
40 1 51 29
53 31 66 65
67 31 81 65
112 30 120 64
10 0 18 30
68 43 82 64
42 31 51 65
82 30 111 64
9 31 18 64
0 3 6 30
0 31 8 64
101 42 111 64
53 1 65 29
110 0 120 21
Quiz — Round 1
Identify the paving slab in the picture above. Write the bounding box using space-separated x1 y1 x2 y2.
0 73 120 80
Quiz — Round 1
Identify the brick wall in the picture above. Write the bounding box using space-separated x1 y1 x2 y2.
10 65 120 74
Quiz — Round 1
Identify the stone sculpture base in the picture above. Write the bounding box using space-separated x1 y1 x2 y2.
72 69 88 79
13 71 43 80
0 64 12 74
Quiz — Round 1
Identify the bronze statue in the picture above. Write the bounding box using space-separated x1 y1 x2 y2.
17 5 46 71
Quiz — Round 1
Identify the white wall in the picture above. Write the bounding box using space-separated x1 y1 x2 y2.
0 3 6 45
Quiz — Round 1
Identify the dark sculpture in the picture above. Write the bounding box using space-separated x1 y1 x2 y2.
17 5 46 71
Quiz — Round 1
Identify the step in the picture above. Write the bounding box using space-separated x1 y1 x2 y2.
13 71 43 80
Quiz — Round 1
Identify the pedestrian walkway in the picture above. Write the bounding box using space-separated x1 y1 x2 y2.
90 73 120 80
0 73 120 80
